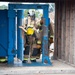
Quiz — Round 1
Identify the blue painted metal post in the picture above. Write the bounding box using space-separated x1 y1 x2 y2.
17 10 24 61
42 6 52 65
8 8 16 64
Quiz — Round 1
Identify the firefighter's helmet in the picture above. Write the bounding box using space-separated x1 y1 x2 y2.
26 27 34 35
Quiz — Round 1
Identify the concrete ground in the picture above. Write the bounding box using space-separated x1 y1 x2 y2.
0 60 75 75
1 74 75 75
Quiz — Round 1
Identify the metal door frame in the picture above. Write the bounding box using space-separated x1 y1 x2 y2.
8 4 52 65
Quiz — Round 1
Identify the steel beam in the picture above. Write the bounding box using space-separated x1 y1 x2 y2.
8 9 16 64
17 10 24 61
42 6 52 65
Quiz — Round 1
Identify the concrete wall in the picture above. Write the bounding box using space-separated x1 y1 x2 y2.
54 1 75 65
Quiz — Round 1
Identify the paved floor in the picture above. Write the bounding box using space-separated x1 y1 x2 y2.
0 60 75 75
1 74 75 75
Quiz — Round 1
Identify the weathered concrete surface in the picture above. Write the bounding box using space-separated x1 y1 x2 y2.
1 74 75 75
0 60 75 75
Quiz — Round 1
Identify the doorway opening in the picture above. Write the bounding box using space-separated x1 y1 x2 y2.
18 9 44 64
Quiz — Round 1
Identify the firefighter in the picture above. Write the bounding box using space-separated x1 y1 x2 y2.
35 17 44 50
19 12 37 63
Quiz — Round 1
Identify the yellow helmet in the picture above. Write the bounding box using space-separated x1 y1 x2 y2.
26 27 34 35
